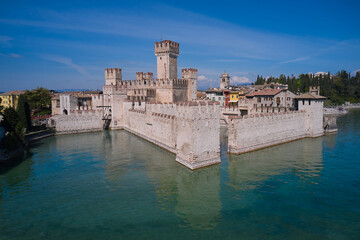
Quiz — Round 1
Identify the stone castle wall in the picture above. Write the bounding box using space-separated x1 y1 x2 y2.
228 111 308 154
121 101 221 169
54 110 103 134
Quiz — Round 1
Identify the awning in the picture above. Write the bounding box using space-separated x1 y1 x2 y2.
229 100 238 102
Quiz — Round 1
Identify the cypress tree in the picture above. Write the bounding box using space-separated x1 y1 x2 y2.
16 94 32 131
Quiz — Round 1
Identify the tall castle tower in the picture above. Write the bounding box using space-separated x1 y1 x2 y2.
154 40 179 79
220 72 230 89
105 68 122 85
182 68 198 101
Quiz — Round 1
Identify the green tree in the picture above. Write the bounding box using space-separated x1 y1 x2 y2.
0 98 3 113
25 88 52 115
16 94 32 131
1 107 26 146
3 107 19 132
255 75 265 85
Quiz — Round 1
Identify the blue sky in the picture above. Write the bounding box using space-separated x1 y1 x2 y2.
0 0 359 91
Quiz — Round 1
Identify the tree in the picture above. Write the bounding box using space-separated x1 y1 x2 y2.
0 98 3 113
25 88 52 115
255 75 265 85
16 94 32 131
3 107 19 132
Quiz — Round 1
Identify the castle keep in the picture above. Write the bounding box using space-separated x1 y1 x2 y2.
52 40 326 170
53 40 220 170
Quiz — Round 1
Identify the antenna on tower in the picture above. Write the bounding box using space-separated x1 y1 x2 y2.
160 33 162 41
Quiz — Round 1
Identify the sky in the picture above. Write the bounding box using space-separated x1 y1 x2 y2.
0 0 359 91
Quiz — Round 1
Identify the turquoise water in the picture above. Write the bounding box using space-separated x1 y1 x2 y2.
1 110 360 239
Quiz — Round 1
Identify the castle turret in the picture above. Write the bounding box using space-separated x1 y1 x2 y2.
220 72 230 89
105 68 122 85
182 68 198 101
295 93 326 137
155 40 179 79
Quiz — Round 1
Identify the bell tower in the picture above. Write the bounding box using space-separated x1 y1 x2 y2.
220 72 230 89
154 40 179 79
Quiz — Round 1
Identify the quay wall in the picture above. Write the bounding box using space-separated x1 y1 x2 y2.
53 110 103 134
228 111 309 154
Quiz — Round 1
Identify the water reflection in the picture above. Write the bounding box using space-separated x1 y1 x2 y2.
227 137 324 190
0 152 34 205
144 142 222 230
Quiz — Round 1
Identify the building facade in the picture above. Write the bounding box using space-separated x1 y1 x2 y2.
0 90 26 109
245 89 296 109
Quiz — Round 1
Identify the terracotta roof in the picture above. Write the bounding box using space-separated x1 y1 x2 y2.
57 91 102 98
205 89 223 93
246 89 283 97
0 90 26 96
294 93 326 99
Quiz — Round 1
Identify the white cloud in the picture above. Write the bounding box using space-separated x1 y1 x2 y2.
9 53 21 58
41 54 88 75
198 75 208 81
232 76 252 84
0 53 21 58
0 5 336 61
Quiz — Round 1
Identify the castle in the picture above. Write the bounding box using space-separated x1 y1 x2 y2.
52 40 326 170
52 40 221 169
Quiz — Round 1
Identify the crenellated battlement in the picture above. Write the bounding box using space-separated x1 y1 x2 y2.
103 84 127 95
182 68 197 73
228 110 306 121
154 40 179 55
105 68 122 79
172 79 188 88
69 109 103 116
182 68 198 79
136 72 154 81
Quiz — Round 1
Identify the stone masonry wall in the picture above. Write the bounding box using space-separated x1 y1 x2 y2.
228 111 308 154
54 110 103 134
122 101 221 169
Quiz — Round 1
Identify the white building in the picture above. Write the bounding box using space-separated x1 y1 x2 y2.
205 89 226 106
246 89 296 109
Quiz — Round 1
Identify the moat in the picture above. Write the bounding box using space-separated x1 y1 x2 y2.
1 110 360 239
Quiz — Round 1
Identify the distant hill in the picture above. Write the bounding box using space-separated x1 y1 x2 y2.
55 89 99 93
